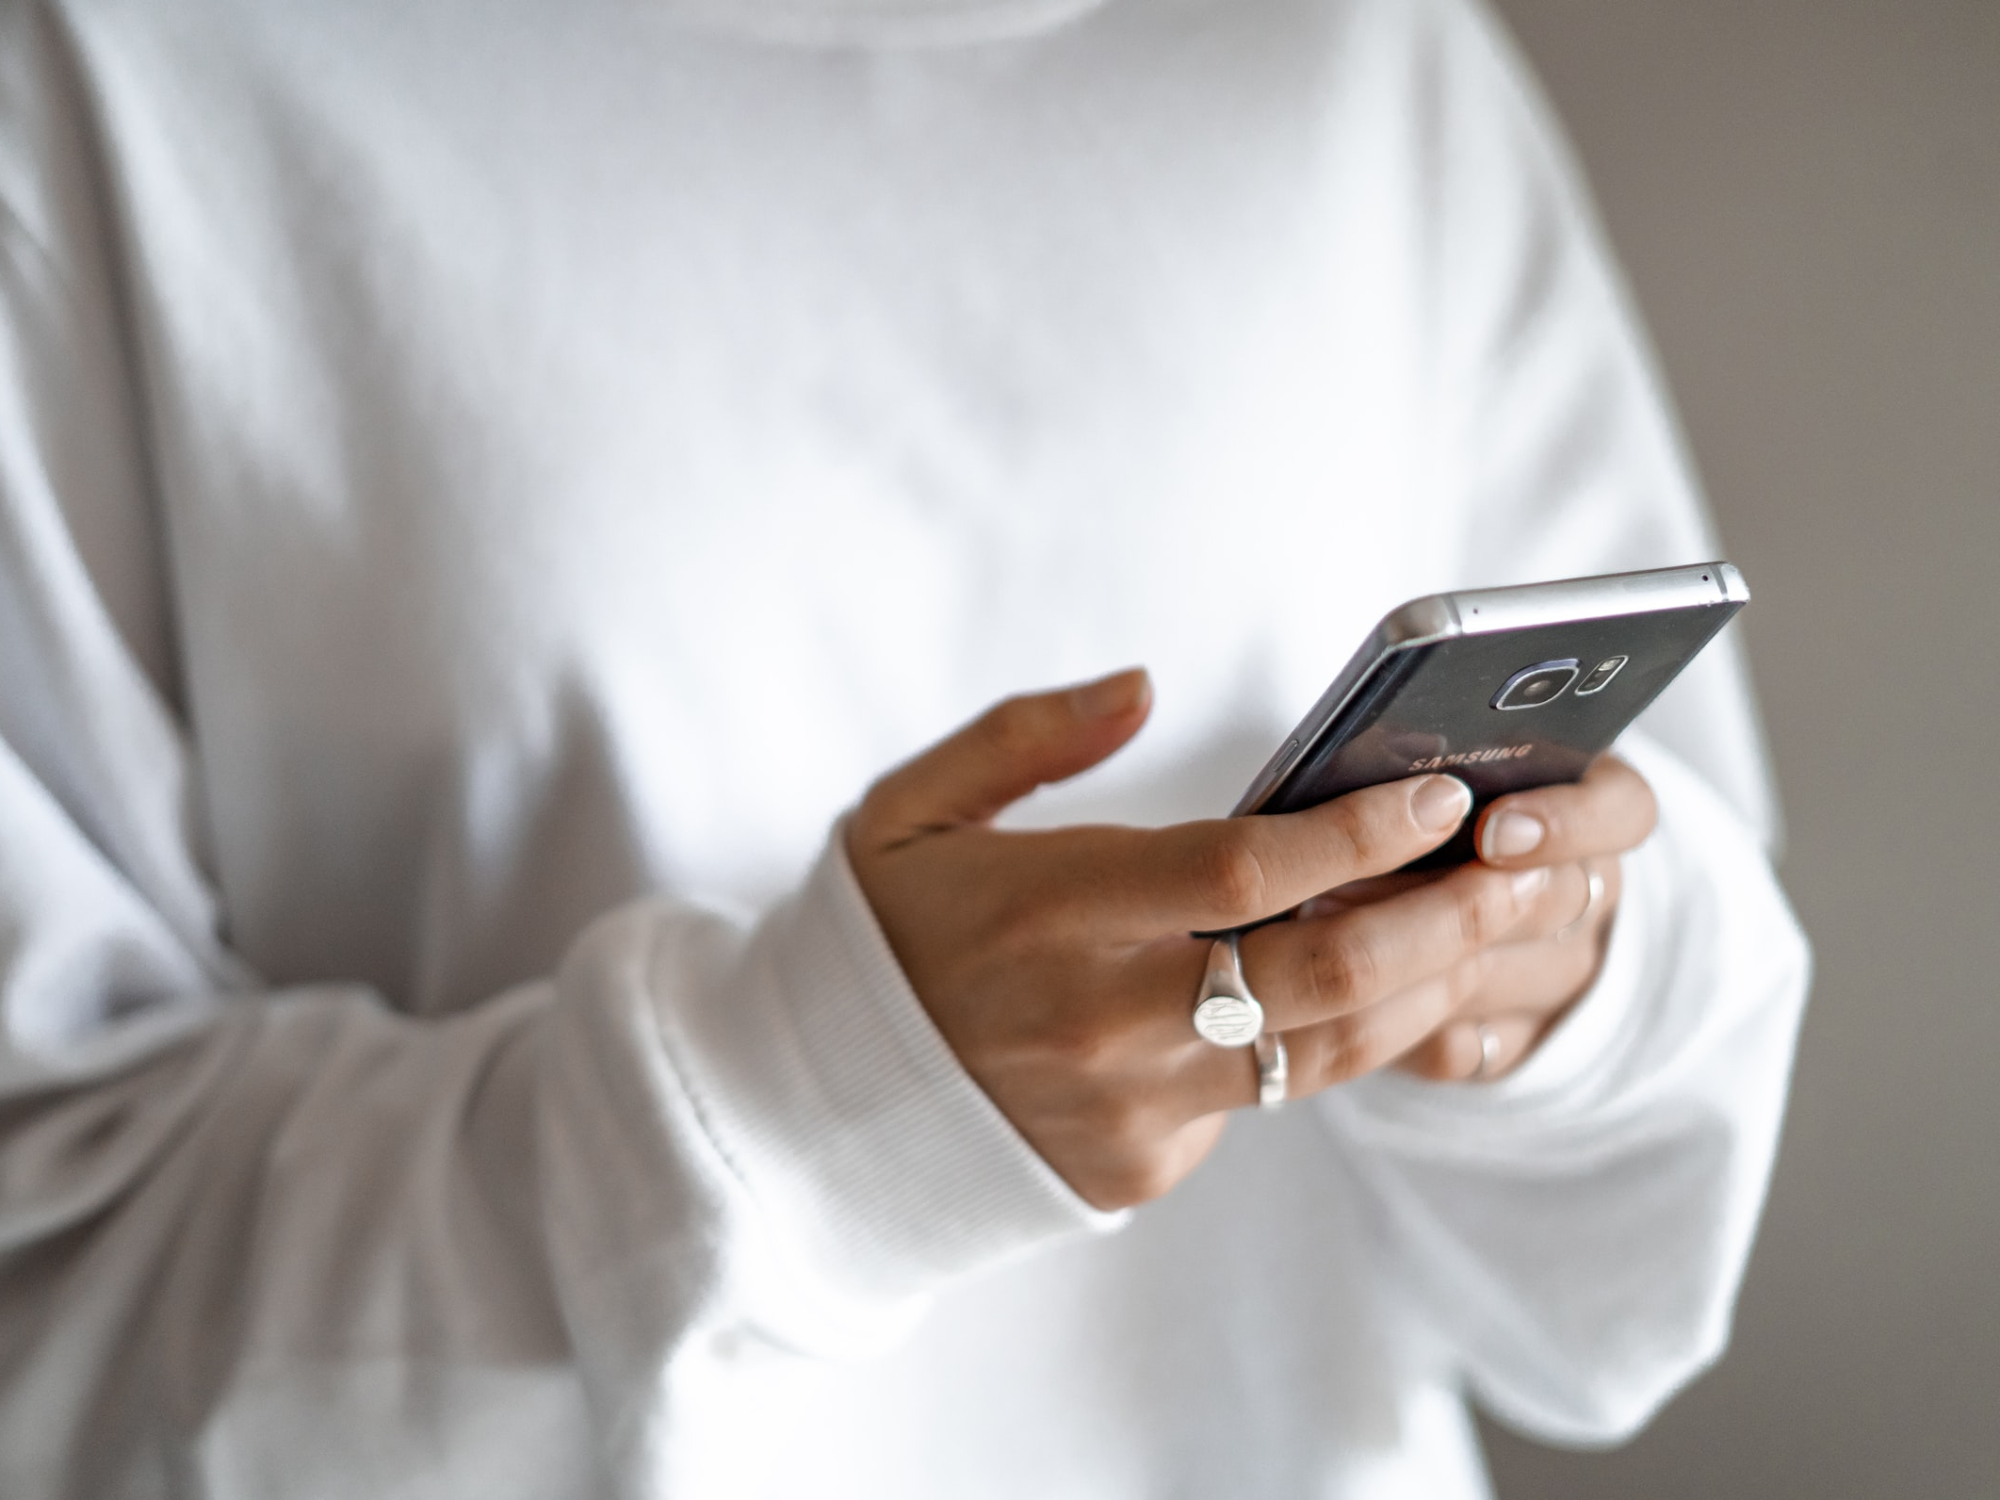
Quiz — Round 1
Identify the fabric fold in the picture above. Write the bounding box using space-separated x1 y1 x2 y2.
648 829 1123 1340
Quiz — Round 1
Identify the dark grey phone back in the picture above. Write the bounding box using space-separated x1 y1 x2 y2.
1234 564 1748 866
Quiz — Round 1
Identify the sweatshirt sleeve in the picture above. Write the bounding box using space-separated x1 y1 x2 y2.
0 16 1109 1495
1309 0 1810 1444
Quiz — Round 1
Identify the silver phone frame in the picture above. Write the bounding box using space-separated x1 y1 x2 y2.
1230 562 1748 817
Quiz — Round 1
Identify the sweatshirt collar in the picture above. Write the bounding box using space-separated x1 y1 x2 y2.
646 0 1110 47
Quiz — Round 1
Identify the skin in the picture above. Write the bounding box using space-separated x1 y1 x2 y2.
847 667 1658 1212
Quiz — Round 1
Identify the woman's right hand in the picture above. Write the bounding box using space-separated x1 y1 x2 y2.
847 669 1582 1211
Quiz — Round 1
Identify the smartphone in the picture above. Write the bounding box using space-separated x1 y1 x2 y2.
1232 562 1749 865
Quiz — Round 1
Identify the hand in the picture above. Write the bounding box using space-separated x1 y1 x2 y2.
846 669 1624 1210
1368 753 1657 1083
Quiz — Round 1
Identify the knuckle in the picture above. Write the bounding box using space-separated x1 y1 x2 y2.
1455 876 1512 949
1444 951 1488 1008
978 696 1048 761
1321 795 1381 868
1307 928 1376 1011
1311 1016 1370 1085
1192 837 1271 919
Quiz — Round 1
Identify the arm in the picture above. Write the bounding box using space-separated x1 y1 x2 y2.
0 20 1102 1491
1312 0 1810 1440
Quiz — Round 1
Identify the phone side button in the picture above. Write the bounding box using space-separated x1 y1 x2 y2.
1235 739 1303 817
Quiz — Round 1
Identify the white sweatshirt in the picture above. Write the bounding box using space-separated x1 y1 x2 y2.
0 0 1808 1495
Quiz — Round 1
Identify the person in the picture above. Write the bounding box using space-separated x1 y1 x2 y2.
0 0 1809 1494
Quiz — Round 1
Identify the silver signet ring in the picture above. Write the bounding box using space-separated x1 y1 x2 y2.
1191 933 1265 1048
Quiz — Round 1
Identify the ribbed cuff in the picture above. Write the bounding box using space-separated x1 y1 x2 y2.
651 826 1123 1315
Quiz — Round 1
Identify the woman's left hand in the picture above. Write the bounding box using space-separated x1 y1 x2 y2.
1306 754 1658 1084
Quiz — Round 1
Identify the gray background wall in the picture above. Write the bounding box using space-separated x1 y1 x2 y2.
1478 3 2000 1495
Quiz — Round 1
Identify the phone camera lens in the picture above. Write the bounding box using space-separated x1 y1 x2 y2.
1573 655 1629 697
1492 659 1580 711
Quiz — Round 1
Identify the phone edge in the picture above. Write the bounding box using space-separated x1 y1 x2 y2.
1228 594 1461 816
1228 562 1745 819
1449 561 1745 636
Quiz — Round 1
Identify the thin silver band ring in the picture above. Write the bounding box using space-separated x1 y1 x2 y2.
1555 868 1606 943
1254 1031 1288 1110
1471 1022 1502 1080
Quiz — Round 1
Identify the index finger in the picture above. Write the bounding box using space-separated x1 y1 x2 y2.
1118 774 1474 931
1474 753 1657 868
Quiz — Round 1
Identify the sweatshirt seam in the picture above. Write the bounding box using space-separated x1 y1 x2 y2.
638 910 767 1216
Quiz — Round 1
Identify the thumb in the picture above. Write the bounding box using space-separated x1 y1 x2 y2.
853 668 1152 849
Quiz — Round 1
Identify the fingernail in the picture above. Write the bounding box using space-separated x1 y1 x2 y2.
1510 867 1550 903
1483 811 1545 860
1072 668 1148 720
1411 775 1472 832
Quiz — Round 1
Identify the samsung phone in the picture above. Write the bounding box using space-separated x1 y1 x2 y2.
1232 562 1749 866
